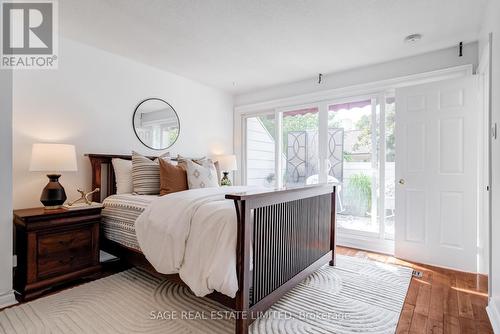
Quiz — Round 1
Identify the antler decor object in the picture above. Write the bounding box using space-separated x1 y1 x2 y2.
67 188 100 206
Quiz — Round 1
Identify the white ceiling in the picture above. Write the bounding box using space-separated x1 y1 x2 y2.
60 0 487 94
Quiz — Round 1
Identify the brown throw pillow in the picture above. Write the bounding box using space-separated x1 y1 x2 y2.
159 159 188 196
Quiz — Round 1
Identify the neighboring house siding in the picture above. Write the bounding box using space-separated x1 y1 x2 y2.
246 117 275 186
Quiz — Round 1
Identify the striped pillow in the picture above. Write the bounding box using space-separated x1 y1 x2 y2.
132 151 170 195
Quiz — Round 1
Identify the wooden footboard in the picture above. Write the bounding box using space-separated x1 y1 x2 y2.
227 185 336 333
87 154 336 334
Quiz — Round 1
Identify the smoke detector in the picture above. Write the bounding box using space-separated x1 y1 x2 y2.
404 34 422 43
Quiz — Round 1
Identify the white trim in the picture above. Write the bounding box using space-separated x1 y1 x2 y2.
235 65 473 114
0 290 17 309
378 94 387 240
318 102 328 184
274 110 283 188
235 114 245 186
370 98 378 227
487 299 500 333
477 34 493 295
337 232 395 255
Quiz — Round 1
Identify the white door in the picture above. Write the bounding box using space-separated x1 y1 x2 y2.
395 76 478 272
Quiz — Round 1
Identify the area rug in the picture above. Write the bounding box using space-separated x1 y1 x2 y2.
0 255 412 333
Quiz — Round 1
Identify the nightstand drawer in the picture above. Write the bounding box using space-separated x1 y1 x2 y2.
37 248 93 279
38 228 92 257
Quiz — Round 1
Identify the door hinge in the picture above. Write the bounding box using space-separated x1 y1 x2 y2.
493 123 498 140
12 255 17 268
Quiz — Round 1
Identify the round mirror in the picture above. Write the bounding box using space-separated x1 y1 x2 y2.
133 98 180 150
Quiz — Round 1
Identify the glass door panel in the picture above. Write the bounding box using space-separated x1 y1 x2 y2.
328 99 380 235
281 107 319 186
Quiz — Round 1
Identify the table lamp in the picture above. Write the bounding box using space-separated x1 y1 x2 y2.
29 143 77 209
216 154 238 186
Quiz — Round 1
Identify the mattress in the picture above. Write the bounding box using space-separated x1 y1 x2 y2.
101 194 158 250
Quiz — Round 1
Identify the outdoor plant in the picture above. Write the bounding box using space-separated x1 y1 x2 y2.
344 173 372 216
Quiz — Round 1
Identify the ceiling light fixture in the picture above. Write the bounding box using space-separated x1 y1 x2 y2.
404 34 422 43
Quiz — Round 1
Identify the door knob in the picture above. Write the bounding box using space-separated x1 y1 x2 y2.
399 179 405 185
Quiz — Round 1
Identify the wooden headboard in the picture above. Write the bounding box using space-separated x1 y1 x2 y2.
86 154 161 202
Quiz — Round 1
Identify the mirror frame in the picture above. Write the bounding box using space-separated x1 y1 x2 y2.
132 97 180 151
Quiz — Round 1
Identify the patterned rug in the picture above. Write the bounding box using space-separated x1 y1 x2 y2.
0 255 412 333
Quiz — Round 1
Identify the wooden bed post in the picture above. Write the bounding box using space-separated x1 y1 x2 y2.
234 199 251 334
330 187 337 266
90 157 102 202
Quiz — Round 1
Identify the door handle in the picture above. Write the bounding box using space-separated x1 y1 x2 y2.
399 179 405 185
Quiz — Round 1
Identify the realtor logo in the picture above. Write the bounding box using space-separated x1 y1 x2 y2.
1 0 58 69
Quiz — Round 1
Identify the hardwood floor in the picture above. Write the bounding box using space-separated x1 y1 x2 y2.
337 246 493 334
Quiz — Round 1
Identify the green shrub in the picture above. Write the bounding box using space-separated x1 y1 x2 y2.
343 173 372 216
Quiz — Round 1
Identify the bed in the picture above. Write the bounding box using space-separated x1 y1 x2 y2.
87 153 337 334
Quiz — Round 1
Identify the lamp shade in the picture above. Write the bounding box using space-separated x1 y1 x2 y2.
29 143 78 172
216 154 238 172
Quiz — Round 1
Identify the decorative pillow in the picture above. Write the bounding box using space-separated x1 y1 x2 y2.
177 155 222 185
111 158 133 194
176 155 206 164
132 151 170 195
213 160 222 185
159 159 188 196
185 159 219 189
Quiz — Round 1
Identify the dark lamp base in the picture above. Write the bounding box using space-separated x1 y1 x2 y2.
220 172 232 186
40 174 67 209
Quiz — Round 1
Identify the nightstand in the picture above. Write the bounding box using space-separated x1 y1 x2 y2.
13 207 102 301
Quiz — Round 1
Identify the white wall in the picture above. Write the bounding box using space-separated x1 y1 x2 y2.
13 37 234 209
0 69 15 307
235 43 478 106
480 1 500 331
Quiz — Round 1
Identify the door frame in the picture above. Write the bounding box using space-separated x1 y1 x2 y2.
477 36 492 291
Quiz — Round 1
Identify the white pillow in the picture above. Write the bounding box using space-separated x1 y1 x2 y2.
112 158 133 194
185 159 219 189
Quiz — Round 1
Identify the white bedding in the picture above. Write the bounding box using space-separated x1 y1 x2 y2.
135 186 255 298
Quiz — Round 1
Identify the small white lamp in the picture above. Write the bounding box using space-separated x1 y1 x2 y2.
216 154 238 186
30 143 77 209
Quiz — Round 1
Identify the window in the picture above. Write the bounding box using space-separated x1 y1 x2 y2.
242 93 395 249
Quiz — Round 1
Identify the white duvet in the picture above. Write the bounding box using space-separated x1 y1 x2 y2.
135 186 254 298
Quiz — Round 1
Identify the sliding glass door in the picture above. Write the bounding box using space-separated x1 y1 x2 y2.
327 99 380 235
243 93 395 248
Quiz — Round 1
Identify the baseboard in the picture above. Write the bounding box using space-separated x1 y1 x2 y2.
0 290 17 309
487 298 500 333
